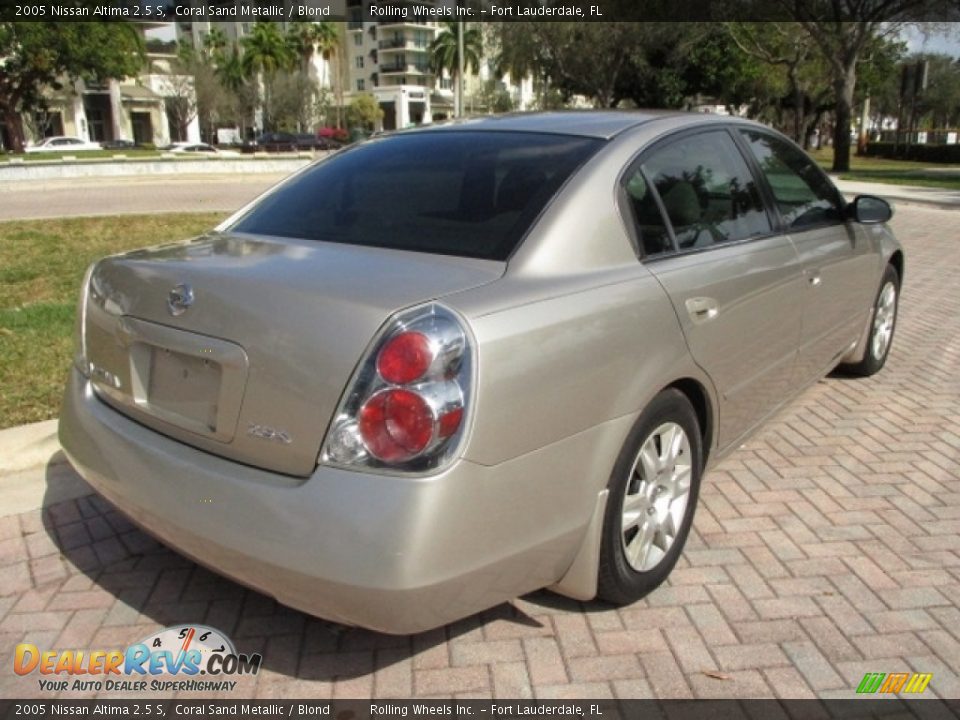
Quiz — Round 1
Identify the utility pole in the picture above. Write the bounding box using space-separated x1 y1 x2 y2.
456 21 464 118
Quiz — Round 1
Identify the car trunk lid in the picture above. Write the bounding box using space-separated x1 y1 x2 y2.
82 232 503 476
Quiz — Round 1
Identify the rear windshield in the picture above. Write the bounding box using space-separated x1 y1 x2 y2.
230 131 603 261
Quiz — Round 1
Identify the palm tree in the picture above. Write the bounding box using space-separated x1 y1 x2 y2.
241 22 296 78
216 44 254 139
241 23 296 131
216 44 246 94
430 21 482 114
203 27 228 60
287 22 320 74
312 22 342 127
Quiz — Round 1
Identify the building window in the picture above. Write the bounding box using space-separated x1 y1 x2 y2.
356 56 365 69
354 34 362 46
357 79 365 91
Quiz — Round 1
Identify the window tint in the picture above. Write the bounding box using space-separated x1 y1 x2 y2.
231 131 602 261
622 170 673 256
641 131 771 250
740 130 843 229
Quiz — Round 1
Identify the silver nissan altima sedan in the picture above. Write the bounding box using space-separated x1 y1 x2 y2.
60 111 902 633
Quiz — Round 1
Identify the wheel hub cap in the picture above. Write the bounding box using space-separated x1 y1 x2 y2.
871 282 896 361
620 422 692 572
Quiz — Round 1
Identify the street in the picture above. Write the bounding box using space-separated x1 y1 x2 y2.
0 203 958 700
0 174 287 222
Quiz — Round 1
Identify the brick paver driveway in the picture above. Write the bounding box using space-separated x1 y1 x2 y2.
1 205 958 701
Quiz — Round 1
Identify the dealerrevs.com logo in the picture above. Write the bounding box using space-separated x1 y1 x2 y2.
14 625 262 693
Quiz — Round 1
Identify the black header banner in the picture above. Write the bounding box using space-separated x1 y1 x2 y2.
1 0 959 22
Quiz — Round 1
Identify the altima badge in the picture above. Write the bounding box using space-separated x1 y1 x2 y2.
167 283 194 316
247 423 292 445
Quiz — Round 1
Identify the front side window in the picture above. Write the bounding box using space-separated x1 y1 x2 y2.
231 131 603 261
641 130 771 250
740 130 844 229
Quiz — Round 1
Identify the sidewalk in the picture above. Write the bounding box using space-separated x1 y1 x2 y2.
833 178 960 209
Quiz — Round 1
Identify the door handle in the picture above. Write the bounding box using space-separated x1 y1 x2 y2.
685 296 719 323
808 270 822 287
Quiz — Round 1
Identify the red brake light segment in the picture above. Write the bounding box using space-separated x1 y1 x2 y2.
377 331 433 384
359 388 434 462
321 303 472 472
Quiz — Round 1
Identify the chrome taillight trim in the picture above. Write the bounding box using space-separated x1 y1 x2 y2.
319 302 475 476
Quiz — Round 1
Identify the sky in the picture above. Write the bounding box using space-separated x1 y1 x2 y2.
903 23 960 56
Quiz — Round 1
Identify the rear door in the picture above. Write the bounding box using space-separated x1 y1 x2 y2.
737 129 878 381
623 128 805 448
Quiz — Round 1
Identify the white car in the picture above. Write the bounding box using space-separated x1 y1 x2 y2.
25 136 102 153
168 142 239 157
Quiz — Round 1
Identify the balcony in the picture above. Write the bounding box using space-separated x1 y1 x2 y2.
378 38 430 51
379 62 433 75
377 20 435 30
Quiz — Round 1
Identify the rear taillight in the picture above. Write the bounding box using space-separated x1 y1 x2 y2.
73 262 96 377
320 303 473 472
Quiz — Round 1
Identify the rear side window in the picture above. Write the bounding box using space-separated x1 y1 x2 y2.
622 170 674 256
740 130 844 229
640 130 771 251
231 131 602 261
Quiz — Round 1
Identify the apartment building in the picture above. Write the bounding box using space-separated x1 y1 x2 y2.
344 2 453 130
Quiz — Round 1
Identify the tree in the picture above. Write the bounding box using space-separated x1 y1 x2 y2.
215 44 257 139
171 44 226 144
726 23 822 143
0 22 145 153
311 22 343 127
772 2 950 171
910 53 960 129
242 22 297 131
347 93 383 130
241 23 296 78
430 21 483 105
287 22 318 73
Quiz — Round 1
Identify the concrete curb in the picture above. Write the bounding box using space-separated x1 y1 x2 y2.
0 419 94 518
0 419 63 474
0 156 314 182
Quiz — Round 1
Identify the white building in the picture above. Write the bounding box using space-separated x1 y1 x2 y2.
344 7 450 129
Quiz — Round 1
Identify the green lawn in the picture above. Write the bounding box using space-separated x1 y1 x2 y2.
810 148 960 190
1 149 163 162
0 213 227 429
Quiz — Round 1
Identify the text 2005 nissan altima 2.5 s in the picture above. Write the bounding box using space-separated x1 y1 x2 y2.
60 111 902 633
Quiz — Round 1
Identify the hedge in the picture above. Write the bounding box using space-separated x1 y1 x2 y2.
864 142 960 163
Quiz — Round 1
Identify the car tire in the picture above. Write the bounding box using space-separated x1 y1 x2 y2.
597 388 703 605
841 264 899 377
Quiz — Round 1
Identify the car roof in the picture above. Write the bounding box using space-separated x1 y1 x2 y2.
410 110 687 140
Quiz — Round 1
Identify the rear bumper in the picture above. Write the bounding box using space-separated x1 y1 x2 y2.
60 369 626 633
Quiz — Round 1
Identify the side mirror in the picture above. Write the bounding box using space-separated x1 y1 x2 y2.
848 195 893 225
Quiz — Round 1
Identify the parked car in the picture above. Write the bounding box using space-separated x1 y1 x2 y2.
25 136 101 153
244 131 339 153
100 139 138 150
60 112 902 634
166 142 239 157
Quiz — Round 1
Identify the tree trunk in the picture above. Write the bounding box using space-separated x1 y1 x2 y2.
2 104 26 153
831 63 856 173
788 66 804 144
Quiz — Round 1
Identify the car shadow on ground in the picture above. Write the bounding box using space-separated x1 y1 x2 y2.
39 461 568 684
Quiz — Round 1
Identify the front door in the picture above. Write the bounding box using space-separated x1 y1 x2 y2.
738 129 878 381
624 129 805 449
